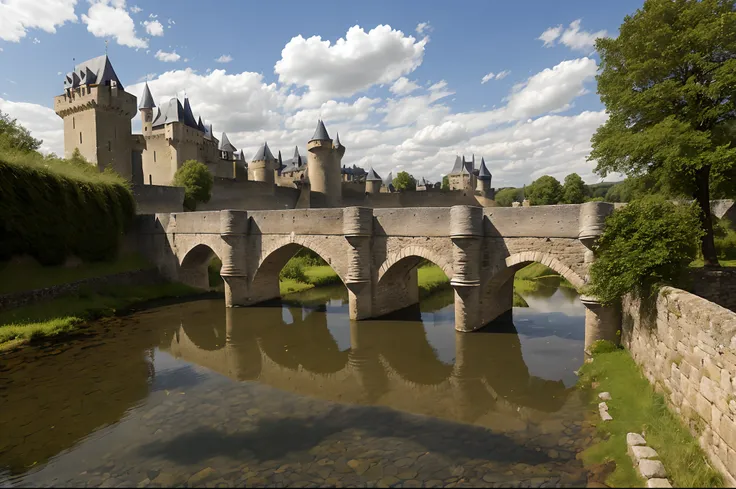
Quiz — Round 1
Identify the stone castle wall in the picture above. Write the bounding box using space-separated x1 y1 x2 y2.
622 287 736 485
131 184 184 214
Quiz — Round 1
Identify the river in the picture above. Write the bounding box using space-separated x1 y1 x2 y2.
0 280 597 488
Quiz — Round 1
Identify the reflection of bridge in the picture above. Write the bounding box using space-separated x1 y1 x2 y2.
136 203 620 349
160 304 577 431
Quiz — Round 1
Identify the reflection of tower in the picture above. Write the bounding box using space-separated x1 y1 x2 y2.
225 308 262 381
307 120 343 208
449 331 495 423
348 321 389 402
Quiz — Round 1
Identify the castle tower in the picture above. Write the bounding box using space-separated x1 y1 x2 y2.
54 55 137 180
307 120 342 208
249 142 276 184
476 157 492 194
139 82 155 137
219 132 236 160
364 167 382 194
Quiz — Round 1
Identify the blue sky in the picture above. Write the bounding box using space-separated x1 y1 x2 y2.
0 0 645 186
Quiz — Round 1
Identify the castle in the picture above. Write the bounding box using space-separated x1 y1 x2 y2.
54 54 496 210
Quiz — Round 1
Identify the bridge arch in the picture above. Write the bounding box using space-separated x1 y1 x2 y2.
377 246 453 283
178 243 221 290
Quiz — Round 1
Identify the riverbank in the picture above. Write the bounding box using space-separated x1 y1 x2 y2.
577 342 722 488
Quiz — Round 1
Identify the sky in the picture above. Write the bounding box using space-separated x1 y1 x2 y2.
0 0 646 187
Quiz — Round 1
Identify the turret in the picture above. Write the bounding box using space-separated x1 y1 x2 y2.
307 120 342 207
365 167 382 194
249 142 276 184
139 82 155 136
219 132 236 160
476 157 492 194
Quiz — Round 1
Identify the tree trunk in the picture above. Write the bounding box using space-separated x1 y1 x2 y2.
695 165 720 267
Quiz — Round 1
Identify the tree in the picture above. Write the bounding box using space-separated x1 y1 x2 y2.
0 110 42 153
526 175 562 205
442 175 449 191
562 173 586 204
589 197 703 305
588 0 736 266
173 160 213 211
494 187 520 207
392 171 416 192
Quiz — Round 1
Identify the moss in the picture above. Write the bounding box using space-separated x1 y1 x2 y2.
578 349 723 488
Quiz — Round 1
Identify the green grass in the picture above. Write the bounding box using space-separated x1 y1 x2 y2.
0 282 200 350
0 253 153 294
304 265 343 287
578 347 723 488
417 263 452 298
689 258 736 268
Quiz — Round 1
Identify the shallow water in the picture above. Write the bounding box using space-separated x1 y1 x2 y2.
0 282 595 488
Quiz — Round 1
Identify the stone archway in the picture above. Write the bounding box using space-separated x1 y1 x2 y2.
179 243 220 290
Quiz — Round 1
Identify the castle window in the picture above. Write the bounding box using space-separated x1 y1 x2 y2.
73 117 75 129
154 151 156 162
108 141 111 152
79 132 82 144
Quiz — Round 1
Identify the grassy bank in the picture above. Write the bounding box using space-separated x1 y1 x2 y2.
578 343 723 488
0 282 202 351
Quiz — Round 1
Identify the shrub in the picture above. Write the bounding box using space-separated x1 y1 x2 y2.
526 175 563 205
0 149 135 265
495 187 521 207
279 259 308 283
714 218 736 260
173 160 213 211
589 196 703 305
392 171 416 192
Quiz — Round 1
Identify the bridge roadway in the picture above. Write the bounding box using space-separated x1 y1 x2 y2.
134 202 620 350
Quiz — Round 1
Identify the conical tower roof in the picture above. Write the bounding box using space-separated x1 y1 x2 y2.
252 142 276 161
383 171 393 186
197 116 205 133
365 167 382 181
138 82 155 110
335 131 344 148
182 97 198 129
478 157 492 180
450 155 464 174
310 120 331 142
239 149 246 162
219 132 237 152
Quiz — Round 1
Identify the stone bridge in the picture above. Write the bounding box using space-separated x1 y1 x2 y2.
136 202 620 349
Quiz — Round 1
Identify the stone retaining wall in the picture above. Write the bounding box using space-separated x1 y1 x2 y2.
688 268 736 312
622 287 736 485
0 269 165 311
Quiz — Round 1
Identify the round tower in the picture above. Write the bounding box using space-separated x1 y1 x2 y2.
249 142 276 184
364 167 382 194
307 120 342 208
139 82 155 137
476 157 492 194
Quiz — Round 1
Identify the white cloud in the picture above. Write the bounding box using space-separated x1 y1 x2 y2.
82 0 148 49
389 77 420 96
415 22 432 35
143 19 163 36
285 97 380 130
0 0 78 42
215 54 233 63
154 50 180 62
538 19 607 52
32 37 40 44
0 98 64 155
481 70 510 84
130 5 141 13
275 24 428 105
136 72 156 82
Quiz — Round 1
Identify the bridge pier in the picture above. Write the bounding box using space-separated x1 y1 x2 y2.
220 210 250 307
581 296 621 354
450 206 484 332
344 207 374 320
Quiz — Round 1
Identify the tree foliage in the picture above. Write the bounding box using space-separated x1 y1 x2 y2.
589 197 704 305
173 160 213 211
526 175 563 205
562 173 587 204
495 187 523 207
441 175 449 191
589 0 736 265
0 110 42 153
392 171 416 192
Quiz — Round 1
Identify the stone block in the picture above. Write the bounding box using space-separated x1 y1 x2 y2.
628 445 659 462
646 479 672 488
701 376 717 403
627 433 646 447
638 459 667 479
720 416 736 450
598 392 612 401
695 392 713 423
713 404 723 430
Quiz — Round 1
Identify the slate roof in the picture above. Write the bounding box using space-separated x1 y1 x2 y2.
182 98 198 129
64 55 123 90
280 147 307 174
152 98 186 128
310 120 331 142
252 142 276 161
449 156 464 174
138 83 155 109
197 116 206 133
239 150 247 163
477 157 492 180
334 131 344 148
219 132 237 152
365 167 382 181
204 123 213 140
449 155 476 175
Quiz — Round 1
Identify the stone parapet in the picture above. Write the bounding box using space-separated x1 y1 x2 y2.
622 287 736 485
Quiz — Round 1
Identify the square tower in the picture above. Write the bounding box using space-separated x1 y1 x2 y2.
54 55 137 180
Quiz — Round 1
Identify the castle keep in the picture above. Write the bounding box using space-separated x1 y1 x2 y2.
55 55 496 211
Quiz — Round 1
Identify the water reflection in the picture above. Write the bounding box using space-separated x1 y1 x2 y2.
0 280 590 487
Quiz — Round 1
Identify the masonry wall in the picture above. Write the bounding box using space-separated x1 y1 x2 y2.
622 287 736 485
131 184 184 214
198 179 301 211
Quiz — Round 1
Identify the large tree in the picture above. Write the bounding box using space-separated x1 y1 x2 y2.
526 175 563 205
392 171 416 192
589 0 736 266
173 160 213 211
0 110 42 153
562 173 587 204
